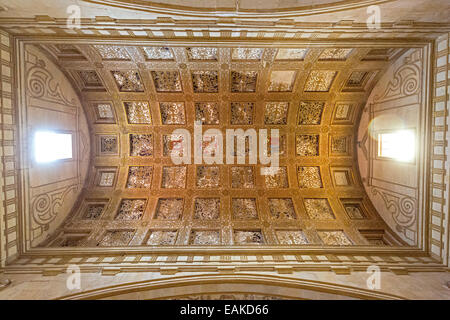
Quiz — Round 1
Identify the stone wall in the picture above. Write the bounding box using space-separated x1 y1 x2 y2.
0 29 18 266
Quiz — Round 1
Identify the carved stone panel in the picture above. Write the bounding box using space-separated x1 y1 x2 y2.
161 166 187 188
126 166 153 189
268 198 297 220
189 230 220 245
151 71 182 92
276 230 308 244
195 102 220 124
186 47 218 61
233 230 264 244
230 102 254 124
142 47 174 60
296 135 319 156
155 198 184 220
196 166 220 188
231 71 257 92
297 101 325 125
231 166 255 188
232 198 258 220
194 198 220 220
130 134 153 156
159 102 186 124
231 48 263 60
146 230 178 245
124 101 152 124
192 71 219 93
264 102 289 125
115 199 146 220
94 45 130 60
264 167 289 188
98 230 135 246
297 166 323 188
317 230 352 245
111 70 144 92
304 199 335 220
82 204 104 220
304 71 337 92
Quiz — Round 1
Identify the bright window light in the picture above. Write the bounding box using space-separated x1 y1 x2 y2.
378 130 415 162
34 131 72 163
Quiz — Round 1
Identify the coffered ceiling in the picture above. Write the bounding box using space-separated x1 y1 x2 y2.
38 43 408 248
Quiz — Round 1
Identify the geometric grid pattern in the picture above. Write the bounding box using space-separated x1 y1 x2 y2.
41 44 400 247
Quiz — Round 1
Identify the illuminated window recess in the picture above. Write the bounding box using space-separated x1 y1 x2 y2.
378 130 415 162
34 131 73 163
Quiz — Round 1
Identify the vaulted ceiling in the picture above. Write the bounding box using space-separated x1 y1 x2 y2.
38 43 408 248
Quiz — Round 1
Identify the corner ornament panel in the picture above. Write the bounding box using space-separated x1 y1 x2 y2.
373 54 421 102
27 60 76 107
31 186 79 226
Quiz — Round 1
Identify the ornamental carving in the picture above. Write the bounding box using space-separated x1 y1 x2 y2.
161 166 187 188
196 166 220 188
374 56 421 102
31 185 78 225
317 231 352 245
192 71 219 93
41 44 406 249
151 71 182 92
232 198 258 220
231 102 254 124
111 70 144 92
296 135 319 156
190 230 220 245
147 230 177 245
231 166 255 188
126 166 153 188
268 198 297 220
142 47 174 60
231 48 263 60
194 198 220 220
298 102 324 125
371 187 416 231
155 198 184 220
98 230 135 246
130 134 153 156
276 230 308 244
231 71 257 92
115 199 146 220
304 70 337 92
159 102 186 124
27 63 76 106
195 102 220 124
297 166 323 188
234 230 264 244
264 166 289 188
304 198 335 220
124 101 152 124
94 45 130 60
264 102 289 125
186 47 218 60
83 204 104 220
